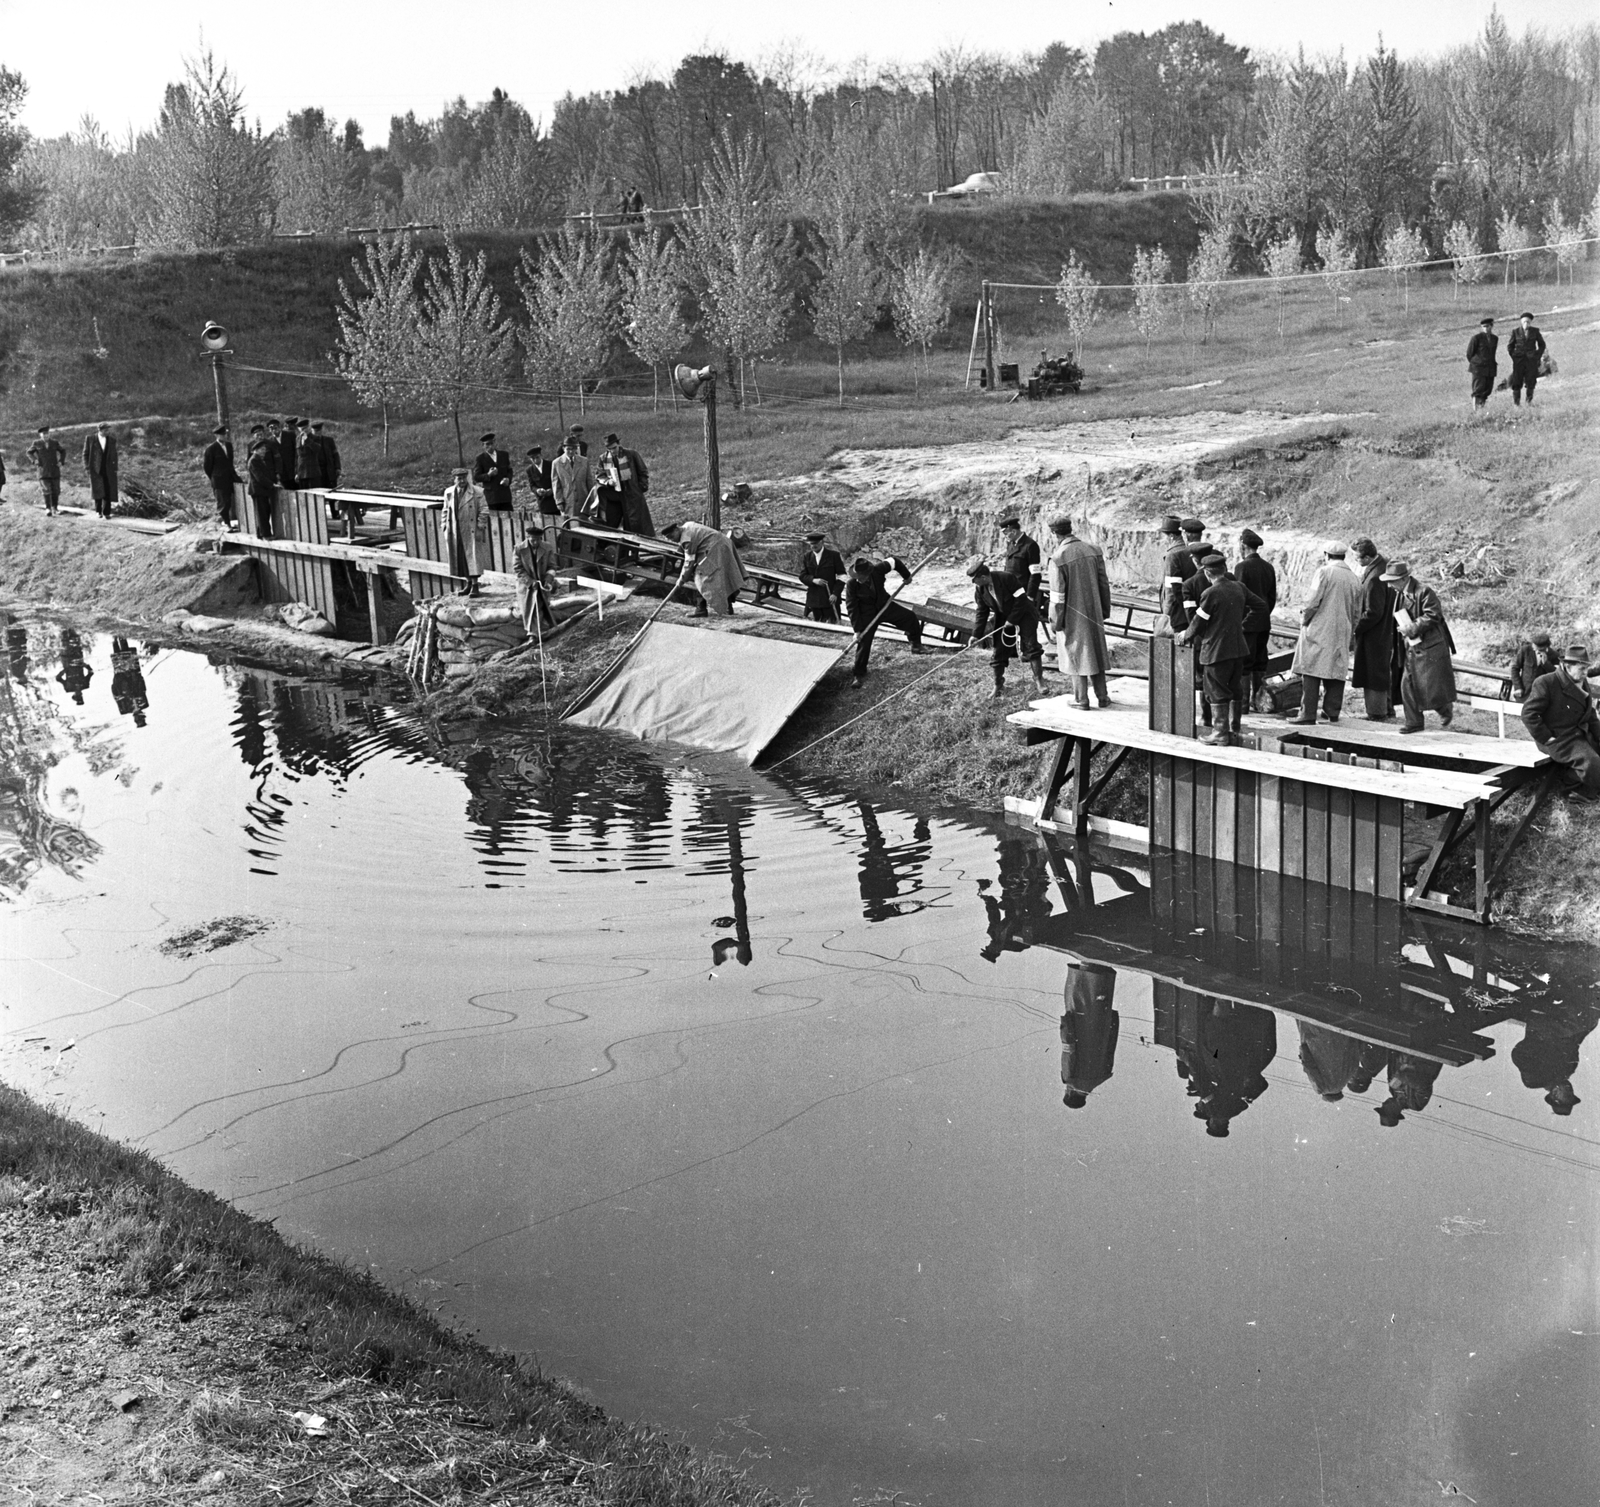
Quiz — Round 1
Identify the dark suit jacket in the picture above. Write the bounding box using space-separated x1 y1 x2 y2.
1236 554 1277 632
82 433 119 499
799 547 845 598
1522 668 1600 748
202 440 239 490
1507 324 1546 370
472 448 513 508
294 435 324 487
280 432 299 488
1466 331 1498 369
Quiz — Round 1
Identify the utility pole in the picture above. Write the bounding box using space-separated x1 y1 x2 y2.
703 370 721 531
201 321 232 430
981 280 996 392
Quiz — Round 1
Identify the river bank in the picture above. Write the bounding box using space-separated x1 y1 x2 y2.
0 1082 781 1505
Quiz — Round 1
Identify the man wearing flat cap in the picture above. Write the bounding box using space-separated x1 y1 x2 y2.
1290 542 1361 724
278 418 299 490
999 517 1043 609
472 432 514 511
1176 553 1267 745
1507 311 1546 408
28 425 67 517
970 558 1045 699
1385 561 1457 732
293 418 324 488
1521 644 1600 801
1048 515 1112 709
201 424 239 527
1512 630 1559 700
526 446 558 537
1236 529 1278 711
1466 317 1498 411
1157 515 1192 633
799 531 846 622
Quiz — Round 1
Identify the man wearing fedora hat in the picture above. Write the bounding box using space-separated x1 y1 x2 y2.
1384 560 1457 732
1521 643 1600 799
1290 541 1361 724
1506 311 1546 407
1512 997 1599 1117
1511 630 1559 699
1466 316 1498 410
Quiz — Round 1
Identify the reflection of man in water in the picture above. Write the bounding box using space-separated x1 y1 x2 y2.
856 801 933 923
978 834 1052 962
1061 962 1118 1109
5 620 30 683
1512 998 1600 1117
1375 1052 1443 1127
55 628 93 704
1296 1022 1367 1102
1176 998 1276 1138
109 636 149 727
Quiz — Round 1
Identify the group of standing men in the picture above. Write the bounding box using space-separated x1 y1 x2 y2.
203 417 342 531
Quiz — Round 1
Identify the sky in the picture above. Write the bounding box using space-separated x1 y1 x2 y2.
2 0 1594 145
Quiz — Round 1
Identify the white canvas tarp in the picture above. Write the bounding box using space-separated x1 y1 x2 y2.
563 621 842 765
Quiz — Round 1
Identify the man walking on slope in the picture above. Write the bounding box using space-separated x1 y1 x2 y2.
27 426 66 516
1521 644 1600 803
1175 553 1267 747
1048 515 1112 710
1507 311 1546 408
1292 543 1361 724
1466 316 1498 412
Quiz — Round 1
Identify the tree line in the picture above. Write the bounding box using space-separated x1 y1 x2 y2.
1 16 1597 265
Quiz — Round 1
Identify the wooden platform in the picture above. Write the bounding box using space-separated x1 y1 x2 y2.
1007 641 1554 923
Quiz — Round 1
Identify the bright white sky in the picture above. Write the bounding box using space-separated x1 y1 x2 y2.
3 0 1592 143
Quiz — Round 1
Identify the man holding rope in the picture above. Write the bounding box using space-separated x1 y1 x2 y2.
969 560 1045 699
845 555 924 688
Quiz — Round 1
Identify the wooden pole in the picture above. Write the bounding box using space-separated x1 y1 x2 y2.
981 280 995 391
210 353 230 431
704 374 721 531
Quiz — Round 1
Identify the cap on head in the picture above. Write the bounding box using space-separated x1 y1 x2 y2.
1380 560 1411 583
569 425 584 434
603 432 620 444
311 420 325 430
479 431 496 444
1159 514 1182 535
1376 1100 1404 1127
1325 542 1347 558
213 424 228 435
1181 516 1204 534
296 419 310 430
37 424 49 433
1202 552 1226 571
285 416 299 426
451 467 469 477
1520 311 1534 320
1531 630 1552 646
527 446 542 457
248 423 264 435
1562 643 1590 666
1062 1090 1088 1110
965 559 990 579
999 516 1021 530
1239 527 1263 549
804 531 825 541
1481 316 1495 327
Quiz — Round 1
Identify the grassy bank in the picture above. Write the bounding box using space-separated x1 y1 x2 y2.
0 1081 781 1505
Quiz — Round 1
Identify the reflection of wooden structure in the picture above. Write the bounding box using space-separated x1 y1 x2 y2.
1007 638 1552 924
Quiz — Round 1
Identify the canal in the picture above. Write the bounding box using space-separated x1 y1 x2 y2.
2 617 1596 1503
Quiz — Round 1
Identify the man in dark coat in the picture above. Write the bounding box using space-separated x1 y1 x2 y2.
293 419 322 488
1512 997 1600 1116
1351 537 1396 720
1175 553 1267 745
567 424 589 456
598 432 653 535
55 626 93 705
1157 514 1192 632
999 516 1043 607
525 445 558 536
27 426 66 516
82 422 119 518
246 439 278 539
1387 560 1457 732
969 560 1044 699
1521 644 1600 800
1236 528 1277 711
1466 316 1498 410
314 422 341 489
1175 998 1275 1139
799 531 845 622
109 636 149 727
844 555 924 687
1512 631 1559 699
279 417 300 489
472 431 514 511
1506 311 1546 407
201 425 239 526
1061 962 1119 1109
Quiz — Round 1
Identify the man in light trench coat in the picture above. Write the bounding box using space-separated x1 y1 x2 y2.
1047 515 1112 709
1291 542 1361 724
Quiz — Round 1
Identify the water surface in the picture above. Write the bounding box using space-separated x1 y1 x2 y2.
2 615 1596 1504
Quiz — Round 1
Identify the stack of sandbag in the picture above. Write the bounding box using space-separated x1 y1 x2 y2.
422 599 524 673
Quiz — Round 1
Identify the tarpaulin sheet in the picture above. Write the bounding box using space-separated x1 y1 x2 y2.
564 621 842 765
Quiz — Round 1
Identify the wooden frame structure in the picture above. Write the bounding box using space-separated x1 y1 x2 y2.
1007 637 1552 924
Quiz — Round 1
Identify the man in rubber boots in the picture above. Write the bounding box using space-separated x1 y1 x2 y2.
1175 552 1266 746
968 560 1044 700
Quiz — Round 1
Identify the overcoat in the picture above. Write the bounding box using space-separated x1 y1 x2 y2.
1049 535 1112 676
1290 561 1361 681
1061 963 1119 1102
1351 555 1395 691
1003 530 1043 604
799 546 846 620
82 433 119 502
442 480 488 578
1395 578 1457 711
678 521 746 614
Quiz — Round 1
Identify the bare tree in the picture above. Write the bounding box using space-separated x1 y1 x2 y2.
415 236 516 466
1495 210 1532 287
811 225 880 406
1186 227 1233 344
889 248 953 388
619 230 688 411
140 50 271 248
335 231 423 458
516 223 615 427
1053 250 1101 362
1443 219 1485 300
1129 244 1173 354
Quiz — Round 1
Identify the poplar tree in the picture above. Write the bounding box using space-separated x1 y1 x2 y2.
1129 244 1173 354
618 230 688 411
1495 211 1531 288
1053 250 1101 363
517 223 615 427
1315 223 1358 320
415 236 516 466
1443 220 1485 300
335 230 423 457
1262 236 1302 337
1186 228 1233 344
889 248 953 388
1380 224 1425 312
811 225 880 407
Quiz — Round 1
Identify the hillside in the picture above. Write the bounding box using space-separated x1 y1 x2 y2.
0 193 1202 437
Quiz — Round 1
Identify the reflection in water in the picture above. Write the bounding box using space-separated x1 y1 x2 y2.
980 833 1052 962
1513 998 1600 1116
1060 961 1118 1108
109 636 149 726
1160 987 1276 1138
55 627 92 705
856 800 934 922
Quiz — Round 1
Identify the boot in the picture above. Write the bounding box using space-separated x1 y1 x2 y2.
1092 672 1110 707
1029 658 1045 692
1072 674 1090 710
1231 699 1246 735
1200 703 1232 746
992 670 1006 701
